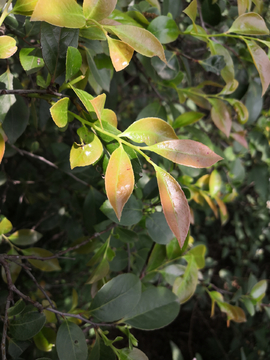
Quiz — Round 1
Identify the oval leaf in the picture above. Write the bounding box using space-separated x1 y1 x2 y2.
173 111 204 128
147 16 180 44
56 320 88 360
228 12 269 35
209 169 222 197
50 98 69 128
102 108 118 128
22 248 61 271
66 47 82 81
10 312 46 341
226 99 249 124
90 93 106 123
105 146 134 221
209 98 232 137
0 216 12 235
9 229 42 246
70 86 95 113
121 117 178 145
250 280 267 301
119 348 149 360
0 36 17 59
155 166 190 247
146 139 222 168
70 135 103 170
107 36 134 72
83 0 117 21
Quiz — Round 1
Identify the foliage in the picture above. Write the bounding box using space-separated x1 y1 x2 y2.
0 0 270 359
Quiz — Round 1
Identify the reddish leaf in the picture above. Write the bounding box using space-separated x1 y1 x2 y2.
145 139 222 168
0 132 5 164
209 98 232 137
107 36 134 72
155 166 190 247
105 146 134 220
120 117 178 145
102 109 118 128
231 131 248 149
90 93 106 126
83 0 117 21
70 86 95 113
228 12 269 35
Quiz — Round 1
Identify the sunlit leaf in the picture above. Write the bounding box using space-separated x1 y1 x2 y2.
13 0 38 15
209 98 232 137
183 0 197 25
0 216 12 235
83 0 117 21
102 109 117 128
155 166 190 247
8 299 26 318
145 139 223 168
33 328 54 352
237 0 248 16
19 48 44 74
228 12 269 35
50 98 69 128
9 229 42 246
243 39 270 96
209 169 222 197
201 192 218 218
250 280 267 301
120 117 178 145
70 133 103 169
105 146 134 221
173 111 204 128
186 244 206 269
22 248 61 271
31 0 86 28
0 36 17 59
90 93 106 124
107 36 134 72
70 86 95 113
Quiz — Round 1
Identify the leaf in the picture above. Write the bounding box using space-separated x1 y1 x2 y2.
231 132 248 149
56 320 88 360
0 69 16 123
70 86 95 113
19 48 44 74
209 169 222 197
172 256 198 303
12 0 38 15
0 36 17 59
151 50 180 80
217 302 246 323
89 273 141 322
124 287 180 330
228 12 269 35
0 216 12 235
173 111 204 128
107 36 134 72
66 47 82 82
31 0 86 28
8 299 26 318
147 244 167 272
22 248 61 271
102 109 118 128
90 93 106 124
85 259 110 284
70 134 103 170
226 99 249 124
250 280 267 301
237 0 248 16
209 98 232 137
146 0 161 11
118 348 149 360
50 98 69 128
201 0 222 27
186 245 206 269
183 0 197 24
243 39 270 96
9 312 46 341
146 212 175 245
120 117 178 145
201 192 218 218
8 229 42 246
147 16 180 44
155 166 190 247
85 47 111 92
104 25 166 62
105 146 134 221
83 0 117 21
146 139 222 168
2 249 22 284
8 339 31 359
33 328 54 352
170 341 184 360
199 55 226 75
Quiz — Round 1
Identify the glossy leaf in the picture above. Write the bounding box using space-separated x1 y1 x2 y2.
22 248 61 271
0 216 12 235
56 320 88 360
209 169 222 197
237 0 248 15
19 48 44 74
107 36 134 72
31 0 86 28
228 12 269 35
10 312 46 341
66 47 82 81
83 0 117 21
155 166 190 247
90 93 106 123
147 16 180 44
209 98 232 137
102 109 117 128
70 134 103 169
9 229 42 246
12 0 38 14
105 146 134 221
244 39 270 96
50 98 69 128
146 139 222 168
0 36 17 59
121 117 177 145
147 244 167 272
173 111 204 128
250 280 267 301
85 48 111 93
124 287 180 330
85 259 110 284
104 25 166 62
89 273 141 322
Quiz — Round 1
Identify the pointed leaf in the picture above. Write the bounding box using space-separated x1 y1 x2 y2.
118 348 149 360
243 39 270 96
228 12 269 35
9 229 42 246
105 146 134 221
121 117 178 145
22 248 61 271
31 0 86 28
173 111 204 128
146 0 160 11
237 0 248 16
102 109 117 128
70 86 95 113
0 216 12 235
56 320 88 360
2 249 21 284
155 166 190 247
90 93 106 123
107 36 134 72
13 0 38 14
66 47 82 81
85 259 110 284
50 98 69 128
8 299 26 318
217 302 246 323
201 192 218 217
83 0 117 21
10 312 46 341
146 139 222 168
183 0 197 24
209 98 232 137
215 196 228 225
0 36 17 59
186 244 206 269
70 135 103 169
104 25 166 62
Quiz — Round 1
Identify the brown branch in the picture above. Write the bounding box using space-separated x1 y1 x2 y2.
0 88 63 97
1 290 13 360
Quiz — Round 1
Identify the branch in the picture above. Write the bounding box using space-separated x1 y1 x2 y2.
0 88 63 98
1 290 13 360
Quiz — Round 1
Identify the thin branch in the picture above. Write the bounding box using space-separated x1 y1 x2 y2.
0 88 63 97
1 290 13 360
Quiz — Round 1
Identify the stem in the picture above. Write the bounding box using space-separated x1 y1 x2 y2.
0 0 13 27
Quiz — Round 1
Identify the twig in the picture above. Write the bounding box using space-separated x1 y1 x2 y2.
197 2 207 32
1 290 13 360
0 88 63 97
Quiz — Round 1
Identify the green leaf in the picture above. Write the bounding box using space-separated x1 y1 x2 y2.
8 229 42 246
120 117 177 145
185 245 206 269
70 134 103 170
0 69 16 123
85 47 111 92
56 320 88 360
80 26 107 41
89 273 141 322
173 111 204 128
124 287 180 330
50 98 69 128
209 98 232 137
66 47 82 82
0 35 17 59
170 341 184 360
12 0 38 15
209 169 222 197
2 249 22 284
19 48 44 74
151 50 180 80
102 109 118 128
118 348 149 360
31 0 86 28
0 216 12 235
136 101 167 120
250 280 267 301
199 55 226 75
85 259 110 284
226 99 249 124
83 0 117 21
217 302 246 323
8 339 31 359
104 25 166 62
145 0 160 11
201 0 222 27
70 86 95 113
22 248 61 272
147 16 180 44
242 297 255 316
10 312 46 341
183 0 197 24
146 212 174 245
8 299 26 318
228 12 269 35
33 328 54 352
172 255 198 303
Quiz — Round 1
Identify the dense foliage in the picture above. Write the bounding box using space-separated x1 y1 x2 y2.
0 0 270 359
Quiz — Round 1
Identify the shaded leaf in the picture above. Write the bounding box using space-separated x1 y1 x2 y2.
83 0 117 21
217 302 246 323
118 347 149 360
151 50 180 80
8 339 31 359
85 47 111 92
231 131 248 149
238 0 248 16
250 280 267 301
146 0 160 11
226 99 248 124
85 259 110 284
2 249 22 283
66 47 82 81
22 248 61 271
201 0 221 27
147 244 167 273
10 312 46 341
50 98 69 128
107 36 134 72
9 229 42 246
228 12 269 35
70 86 95 113
199 55 226 75
147 16 180 44
146 212 174 245
0 35 17 59
201 192 218 218
8 299 26 318
209 98 232 137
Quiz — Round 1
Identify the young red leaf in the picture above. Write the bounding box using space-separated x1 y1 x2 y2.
102 109 118 128
105 146 134 221
120 117 178 145
0 36 17 59
209 98 232 137
90 93 106 125
155 166 190 247
107 36 134 72
228 12 269 35
83 0 117 21
70 133 103 169
145 139 222 168
244 39 270 96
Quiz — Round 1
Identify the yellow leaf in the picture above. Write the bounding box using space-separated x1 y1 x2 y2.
107 36 134 72
0 36 17 59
